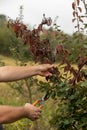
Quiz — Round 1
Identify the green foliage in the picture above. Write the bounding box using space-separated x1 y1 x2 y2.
0 15 12 55
50 81 87 130
9 36 33 62
38 70 87 130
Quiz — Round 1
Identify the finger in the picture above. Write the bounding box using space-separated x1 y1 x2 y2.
44 72 52 77
36 109 42 113
41 71 52 77
49 64 54 68
36 113 41 118
33 114 41 120
35 113 41 118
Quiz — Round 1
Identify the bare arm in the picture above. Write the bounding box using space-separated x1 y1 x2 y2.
0 64 54 82
0 104 41 124
0 64 54 123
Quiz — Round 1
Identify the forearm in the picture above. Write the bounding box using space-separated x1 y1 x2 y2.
0 64 54 82
0 105 25 124
0 66 39 82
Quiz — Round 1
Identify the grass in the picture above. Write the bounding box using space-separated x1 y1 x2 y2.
0 55 27 106
0 55 15 65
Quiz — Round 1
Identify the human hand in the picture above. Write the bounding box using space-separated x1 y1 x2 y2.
37 64 54 77
23 103 41 121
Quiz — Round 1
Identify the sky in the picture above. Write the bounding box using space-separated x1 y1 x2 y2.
0 0 77 34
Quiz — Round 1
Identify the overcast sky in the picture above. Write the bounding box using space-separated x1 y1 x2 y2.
0 0 77 34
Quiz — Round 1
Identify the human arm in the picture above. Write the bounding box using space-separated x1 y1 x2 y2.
0 103 41 124
0 64 54 82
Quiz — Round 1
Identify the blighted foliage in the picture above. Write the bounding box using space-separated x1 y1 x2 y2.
7 14 87 129
72 0 83 31
7 14 87 84
7 14 53 63
72 0 87 32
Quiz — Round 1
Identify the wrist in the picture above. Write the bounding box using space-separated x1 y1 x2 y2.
33 66 41 76
22 106 27 118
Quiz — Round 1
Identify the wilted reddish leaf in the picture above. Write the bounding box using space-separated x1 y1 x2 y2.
13 24 19 33
69 77 76 85
75 25 78 28
43 58 52 64
80 27 84 30
78 7 82 13
72 2 76 10
77 75 82 82
51 67 60 75
77 0 80 6
78 56 87 69
79 18 83 23
75 12 78 17
64 65 70 72
73 11 76 17
72 18 76 22
56 44 64 54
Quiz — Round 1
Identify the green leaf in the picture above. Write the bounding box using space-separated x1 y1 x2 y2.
64 120 70 125
81 80 87 87
69 95 75 100
83 44 87 49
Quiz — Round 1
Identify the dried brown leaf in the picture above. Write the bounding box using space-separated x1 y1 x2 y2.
77 0 80 6
73 11 76 17
56 44 64 54
79 18 83 23
80 27 84 30
72 2 76 10
72 18 76 22
78 7 82 12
